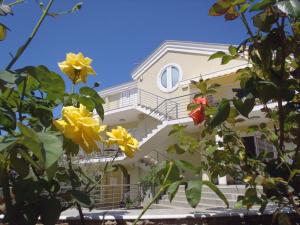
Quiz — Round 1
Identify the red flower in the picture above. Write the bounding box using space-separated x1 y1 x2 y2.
192 97 208 106
188 97 208 125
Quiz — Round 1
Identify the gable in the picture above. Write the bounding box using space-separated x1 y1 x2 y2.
136 48 247 99
131 40 246 80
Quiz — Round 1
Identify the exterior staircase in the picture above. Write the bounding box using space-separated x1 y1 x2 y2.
155 185 247 209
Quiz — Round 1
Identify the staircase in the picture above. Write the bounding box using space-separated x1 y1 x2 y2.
155 185 247 209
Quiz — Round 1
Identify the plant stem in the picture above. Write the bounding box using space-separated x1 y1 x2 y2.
6 0 55 71
18 76 27 121
132 162 173 225
68 157 85 225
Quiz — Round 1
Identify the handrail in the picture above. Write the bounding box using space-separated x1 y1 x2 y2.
138 88 166 101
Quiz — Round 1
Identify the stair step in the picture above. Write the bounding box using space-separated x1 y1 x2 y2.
177 185 247 194
161 192 239 201
158 198 236 208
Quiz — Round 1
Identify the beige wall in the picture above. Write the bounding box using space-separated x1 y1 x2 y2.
137 52 245 99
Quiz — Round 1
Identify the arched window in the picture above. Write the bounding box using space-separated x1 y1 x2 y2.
157 64 182 92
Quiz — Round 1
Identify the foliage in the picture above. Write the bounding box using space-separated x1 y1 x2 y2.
134 1 300 224
0 1 138 224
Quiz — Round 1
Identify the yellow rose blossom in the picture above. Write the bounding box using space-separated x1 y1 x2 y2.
106 126 139 158
58 52 96 84
53 104 106 154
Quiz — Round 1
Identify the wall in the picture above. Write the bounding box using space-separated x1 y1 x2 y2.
137 51 246 99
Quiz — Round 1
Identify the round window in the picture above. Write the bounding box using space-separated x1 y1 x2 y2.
157 64 182 92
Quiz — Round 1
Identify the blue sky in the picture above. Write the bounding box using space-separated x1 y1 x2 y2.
1 0 248 92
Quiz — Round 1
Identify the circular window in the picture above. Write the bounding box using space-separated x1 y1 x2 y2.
157 64 182 92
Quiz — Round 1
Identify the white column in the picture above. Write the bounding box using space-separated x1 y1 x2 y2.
216 134 227 185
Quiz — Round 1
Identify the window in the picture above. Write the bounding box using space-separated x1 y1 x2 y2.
157 64 182 92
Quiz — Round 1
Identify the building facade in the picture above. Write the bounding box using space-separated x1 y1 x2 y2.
83 41 274 208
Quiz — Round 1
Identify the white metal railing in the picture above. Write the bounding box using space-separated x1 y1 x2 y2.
103 88 166 112
91 184 142 209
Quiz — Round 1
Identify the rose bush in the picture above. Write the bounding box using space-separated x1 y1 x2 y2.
0 1 138 225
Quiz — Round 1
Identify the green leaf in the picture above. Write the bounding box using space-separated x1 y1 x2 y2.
79 86 105 120
239 3 250 13
70 190 93 207
209 99 230 128
37 132 63 169
174 160 197 173
277 0 300 18
229 45 237 55
203 180 229 208
0 136 17 151
221 55 236 65
233 97 255 118
185 180 202 208
0 105 16 130
168 181 181 202
208 51 226 61
250 0 275 12
19 66 65 101
167 144 185 154
80 87 104 103
79 96 96 111
18 123 42 160
0 70 24 87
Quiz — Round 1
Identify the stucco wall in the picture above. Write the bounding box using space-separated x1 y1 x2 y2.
136 51 246 99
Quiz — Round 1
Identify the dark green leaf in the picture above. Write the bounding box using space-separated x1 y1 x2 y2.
19 66 65 101
37 132 63 169
209 51 226 61
233 97 255 118
168 181 181 202
250 0 275 12
221 55 236 64
209 99 230 128
79 96 96 111
185 180 202 208
174 160 197 173
18 123 43 160
203 180 229 208
70 190 93 207
0 136 17 151
0 105 16 130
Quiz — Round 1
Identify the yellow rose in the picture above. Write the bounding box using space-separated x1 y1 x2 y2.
53 104 106 154
106 126 139 158
58 52 96 84
0 24 7 41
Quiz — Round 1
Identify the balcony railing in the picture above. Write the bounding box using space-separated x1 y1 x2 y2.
103 88 169 112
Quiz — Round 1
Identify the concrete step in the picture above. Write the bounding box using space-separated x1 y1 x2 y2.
156 185 252 209
158 197 235 208
161 191 239 201
176 185 247 194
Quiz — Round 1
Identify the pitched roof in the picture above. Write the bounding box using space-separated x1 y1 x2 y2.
131 40 232 80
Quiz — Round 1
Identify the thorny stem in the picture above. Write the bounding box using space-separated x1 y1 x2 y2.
132 162 174 225
6 0 55 71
